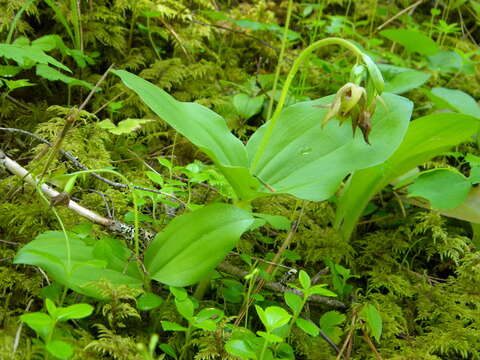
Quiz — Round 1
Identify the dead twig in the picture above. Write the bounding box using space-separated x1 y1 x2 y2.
362 328 383 360
37 64 114 184
1 149 345 308
234 205 305 325
376 0 424 31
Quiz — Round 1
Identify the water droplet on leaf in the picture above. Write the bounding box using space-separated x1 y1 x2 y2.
299 146 312 156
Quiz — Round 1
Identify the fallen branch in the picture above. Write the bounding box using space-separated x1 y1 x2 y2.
0 149 346 309
0 149 155 247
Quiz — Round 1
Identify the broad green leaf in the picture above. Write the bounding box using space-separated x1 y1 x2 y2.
175 298 195 320
225 339 257 359
379 64 430 94
335 113 480 240
32 34 67 52
0 65 21 77
159 343 177 358
14 232 143 299
254 213 291 231
296 318 320 336
427 88 480 119
407 169 471 210
112 69 259 200
0 43 70 72
256 306 291 331
45 298 57 318
46 340 73 359
233 94 264 119
277 343 295 359
247 93 412 201
380 29 439 55
284 292 303 314
137 293 163 311
92 238 140 276
194 308 224 330
97 118 153 135
2 78 35 91
56 303 94 321
319 311 346 344
193 319 217 331
169 286 188 301
438 186 480 224
195 308 224 322
161 321 188 332
298 270 311 289
144 204 254 286
308 285 337 297
360 304 382 343
42 282 63 302
36 64 94 90
20 312 54 339
221 279 244 303
257 331 283 343
145 171 164 186
427 50 473 74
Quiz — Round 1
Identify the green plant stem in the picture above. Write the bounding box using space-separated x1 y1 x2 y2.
59 286 69 307
250 37 364 173
193 272 212 300
6 0 37 43
265 0 293 122
71 0 82 51
243 269 258 328
36 184 72 273
258 337 270 360
179 323 193 360
128 6 138 52
286 297 307 341
147 17 162 60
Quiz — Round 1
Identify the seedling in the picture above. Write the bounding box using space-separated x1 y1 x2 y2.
20 298 93 359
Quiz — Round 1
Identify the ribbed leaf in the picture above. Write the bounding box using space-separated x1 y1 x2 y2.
14 232 143 298
335 113 480 239
144 204 254 286
112 70 259 200
247 93 412 201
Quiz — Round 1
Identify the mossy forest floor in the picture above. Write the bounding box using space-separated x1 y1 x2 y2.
1 1 480 359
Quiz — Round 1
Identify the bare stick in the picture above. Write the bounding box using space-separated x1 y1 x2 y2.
0 150 155 247
1 150 345 308
37 64 114 184
234 205 305 325
189 17 279 53
12 299 34 354
376 0 424 31
92 91 127 115
362 328 383 359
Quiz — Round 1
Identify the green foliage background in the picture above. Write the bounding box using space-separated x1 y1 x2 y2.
0 0 480 359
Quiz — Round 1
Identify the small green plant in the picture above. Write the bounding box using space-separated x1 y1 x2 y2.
161 286 226 360
20 298 93 359
225 270 337 360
